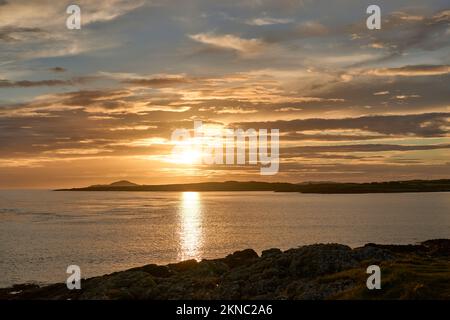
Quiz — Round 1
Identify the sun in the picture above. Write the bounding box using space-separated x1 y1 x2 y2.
166 141 203 165
177 149 202 165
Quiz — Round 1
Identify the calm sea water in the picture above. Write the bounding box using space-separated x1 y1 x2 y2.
0 190 449 287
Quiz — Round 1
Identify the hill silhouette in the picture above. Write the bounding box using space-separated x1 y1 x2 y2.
108 180 139 187
56 179 450 194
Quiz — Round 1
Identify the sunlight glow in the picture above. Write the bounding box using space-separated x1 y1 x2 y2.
177 149 203 165
178 192 203 261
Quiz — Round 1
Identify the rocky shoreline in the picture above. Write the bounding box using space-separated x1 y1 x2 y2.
1 239 449 300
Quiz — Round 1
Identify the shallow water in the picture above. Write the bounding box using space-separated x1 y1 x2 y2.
0 190 449 287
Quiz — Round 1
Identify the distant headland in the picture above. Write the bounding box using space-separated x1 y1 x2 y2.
56 179 450 194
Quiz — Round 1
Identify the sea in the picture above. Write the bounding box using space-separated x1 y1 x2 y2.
0 190 449 287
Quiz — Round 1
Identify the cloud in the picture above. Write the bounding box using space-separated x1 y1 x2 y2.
189 33 266 55
349 9 450 65
296 21 328 36
389 11 424 22
0 0 146 61
0 86 196 118
232 113 450 138
1 1 449 185
0 79 79 88
215 107 258 114
260 20 330 44
49 67 67 73
394 95 420 100
0 0 146 29
367 65 450 77
246 17 293 26
373 91 389 96
122 76 189 87
283 144 450 155
0 26 43 42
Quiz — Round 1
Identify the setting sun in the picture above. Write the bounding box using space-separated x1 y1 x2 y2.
177 149 202 165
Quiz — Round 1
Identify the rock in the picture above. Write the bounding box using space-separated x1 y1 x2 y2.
286 244 357 277
421 239 450 256
79 270 156 299
3 239 449 300
261 248 282 258
194 260 229 277
133 264 172 278
353 245 394 262
223 249 259 268
168 259 198 273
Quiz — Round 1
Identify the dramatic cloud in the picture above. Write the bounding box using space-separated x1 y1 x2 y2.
1 0 449 186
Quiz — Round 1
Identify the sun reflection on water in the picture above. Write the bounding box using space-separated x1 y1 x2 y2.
178 192 203 261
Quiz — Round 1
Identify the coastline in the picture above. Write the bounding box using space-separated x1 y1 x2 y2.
2 239 449 300
55 179 450 194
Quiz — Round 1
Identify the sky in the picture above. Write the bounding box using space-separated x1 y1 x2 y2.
0 0 449 188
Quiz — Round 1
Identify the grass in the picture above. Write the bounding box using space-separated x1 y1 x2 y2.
322 255 450 300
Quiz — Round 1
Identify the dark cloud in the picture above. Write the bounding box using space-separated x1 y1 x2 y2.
0 76 97 88
282 132 389 142
306 70 450 115
232 113 450 137
384 9 450 53
275 162 450 182
122 77 189 87
282 143 450 156
49 67 67 73
59 90 124 106
0 79 76 88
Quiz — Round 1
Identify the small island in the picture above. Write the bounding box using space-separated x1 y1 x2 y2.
2 239 449 300
56 179 450 194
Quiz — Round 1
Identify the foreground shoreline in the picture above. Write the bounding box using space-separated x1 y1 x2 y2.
2 239 449 300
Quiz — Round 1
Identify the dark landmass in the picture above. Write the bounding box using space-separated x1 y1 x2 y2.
2 239 449 300
56 179 450 194
108 180 139 187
